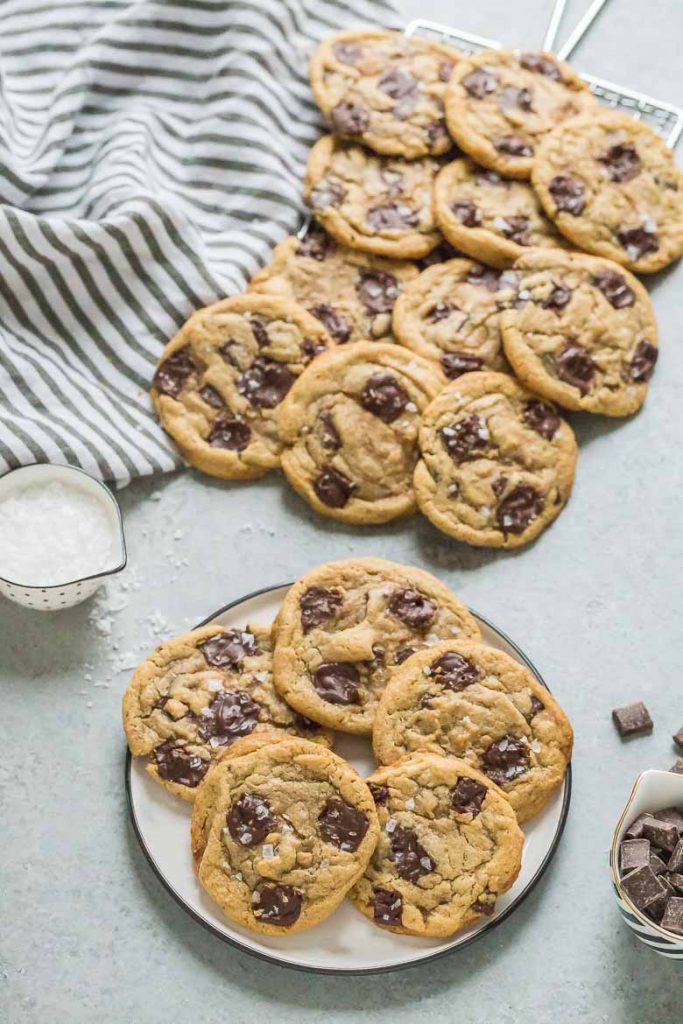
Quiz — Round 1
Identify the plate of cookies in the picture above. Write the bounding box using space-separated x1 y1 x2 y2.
124 558 573 973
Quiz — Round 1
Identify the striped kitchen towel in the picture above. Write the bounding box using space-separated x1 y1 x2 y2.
0 0 399 485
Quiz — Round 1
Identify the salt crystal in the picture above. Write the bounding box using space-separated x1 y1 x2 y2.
261 844 275 859
206 678 223 692
423 666 432 676
405 401 418 413
405 798 415 810
0 480 114 586
254 671 269 683
385 817 397 833
531 739 541 753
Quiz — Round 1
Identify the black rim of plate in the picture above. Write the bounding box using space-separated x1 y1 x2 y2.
125 581 572 976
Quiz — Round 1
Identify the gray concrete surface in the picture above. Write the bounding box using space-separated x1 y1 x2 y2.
2 1 683 1020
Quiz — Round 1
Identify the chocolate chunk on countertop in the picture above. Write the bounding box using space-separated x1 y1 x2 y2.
670 758 683 775
612 702 653 738
673 726 683 750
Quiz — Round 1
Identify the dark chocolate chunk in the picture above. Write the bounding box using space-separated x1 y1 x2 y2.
237 358 295 408
318 411 341 450
249 317 270 348
451 776 487 816
466 263 502 291
356 270 401 314
645 890 670 922
599 142 641 183
360 372 409 423
554 342 595 394
153 740 208 788
498 215 531 245
300 586 342 633
669 873 683 892
612 702 653 738
520 52 561 79
308 303 351 343
226 793 277 847
441 352 484 379
440 413 489 461
208 416 251 452
674 727 683 750
657 807 683 834
373 887 403 925
378 67 418 99
650 852 669 875
471 897 496 915
668 839 683 873
432 651 479 691
522 399 560 440
451 199 480 227
620 864 667 911
499 86 533 112
661 897 683 934
496 484 544 535
153 347 196 398
439 60 454 82
628 340 658 383
670 759 683 775
592 268 635 308
616 225 659 261
643 819 679 854
542 284 572 312
198 690 261 745
528 695 545 720
390 826 435 882
313 662 361 704
253 884 302 926
387 588 437 629
549 175 585 216
428 301 456 322
462 68 498 98
620 838 651 873
330 102 370 135
199 384 224 408
332 41 361 65
416 240 461 268
368 782 389 805
625 812 655 840
310 180 346 210
318 797 369 852
367 202 419 231
494 136 533 158
491 476 507 499
481 734 530 785
297 228 331 261
394 646 417 665
199 629 260 668
313 465 356 508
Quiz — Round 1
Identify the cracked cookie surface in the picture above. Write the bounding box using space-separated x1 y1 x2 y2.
373 641 573 822
191 736 379 935
248 227 418 345
445 49 595 179
532 110 683 273
310 29 462 159
500 249 658 415
349 751 523 935
392 257 517 379
277 342 443 524
122 624 332 801
434 157 567 268
151 295 331 480
414 370 577 548
272 558 480 735
304 135 445 259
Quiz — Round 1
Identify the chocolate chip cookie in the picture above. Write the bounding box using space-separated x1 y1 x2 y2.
445 49 595 179
434 157 567 268
349 751 523 935
190 735 379 935
122 624 332 801
304 135 444 259
532 110 683 273
500 250 658 415
151 295 331 480
310 29 462 159
277 342 443 524
373 641 573 822
414 371 577 548
271 557 480 735
248 227 418 345
392 257 518 380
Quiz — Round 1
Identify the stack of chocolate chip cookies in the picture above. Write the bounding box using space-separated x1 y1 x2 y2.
149 27 682 550
123 557 573 938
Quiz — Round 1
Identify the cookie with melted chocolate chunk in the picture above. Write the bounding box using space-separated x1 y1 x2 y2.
150 294 331 480
500 249 658 416
271 557 479 735
373 640 573 823
190 735 379 935
122 623 332 801
532 110 683 273
277 342 443 524
414 370 577 548
445 49 595 179
349 752 523 935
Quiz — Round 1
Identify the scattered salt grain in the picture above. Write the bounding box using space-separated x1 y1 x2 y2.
531 739 542 753
405 798 415 810
0 480 114 586
385 817 397 834
261 844 275 859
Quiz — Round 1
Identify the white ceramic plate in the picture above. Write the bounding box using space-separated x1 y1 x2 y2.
126 583 571 974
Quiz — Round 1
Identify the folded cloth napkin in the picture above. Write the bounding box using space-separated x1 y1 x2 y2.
0 0 399 485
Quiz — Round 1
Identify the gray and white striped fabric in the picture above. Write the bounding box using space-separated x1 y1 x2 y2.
0 0 399 485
